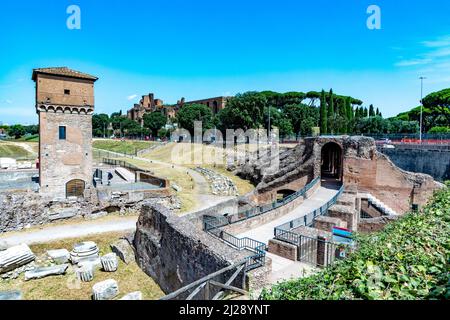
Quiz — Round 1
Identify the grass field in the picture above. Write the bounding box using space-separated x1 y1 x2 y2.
0 142 36 159
93 139 158 155
117 158 197 213
0 232 164 300
141 143 255 195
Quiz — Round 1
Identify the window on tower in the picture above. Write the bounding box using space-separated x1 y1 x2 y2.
59 126 66 140
64 89 71 95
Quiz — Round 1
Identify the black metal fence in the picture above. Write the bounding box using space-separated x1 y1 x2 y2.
296 234 348 267
274 184 345 244
204 220 266 272
205 177 320 230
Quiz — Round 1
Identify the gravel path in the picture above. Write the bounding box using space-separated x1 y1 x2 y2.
0 216 138 246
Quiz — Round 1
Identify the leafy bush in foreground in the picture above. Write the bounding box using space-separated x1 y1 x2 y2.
260 185 450 300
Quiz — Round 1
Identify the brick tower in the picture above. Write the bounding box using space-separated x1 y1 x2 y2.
32 67 98 198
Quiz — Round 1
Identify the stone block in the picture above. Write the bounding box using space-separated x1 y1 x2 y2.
0 290 22 300
111 239 134 264
92 279 119 300
120 291 143 300
0 244 35 274
47 249 70 264
24 264 69 281
101 253 118 272
268 239 298 261
76 266 94 282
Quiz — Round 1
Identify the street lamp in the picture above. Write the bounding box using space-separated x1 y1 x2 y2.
419 77 427 144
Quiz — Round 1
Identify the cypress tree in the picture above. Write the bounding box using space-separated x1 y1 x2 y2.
320 90 328 135
327 89 334 134
345 97 353 133
369 104 375 117
363 107 368 118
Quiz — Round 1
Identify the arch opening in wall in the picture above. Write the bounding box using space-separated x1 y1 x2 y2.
66 179 85 198
276 189 296 201
321 142 343 182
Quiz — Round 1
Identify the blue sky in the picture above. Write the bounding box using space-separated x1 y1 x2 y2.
1 0 450 124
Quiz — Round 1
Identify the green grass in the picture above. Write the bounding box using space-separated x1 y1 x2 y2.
93 139 157 155
0 143 34 159
0 232 164 300
261 184 450 300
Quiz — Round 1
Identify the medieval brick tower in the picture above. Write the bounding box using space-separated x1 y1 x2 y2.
32 67 98 198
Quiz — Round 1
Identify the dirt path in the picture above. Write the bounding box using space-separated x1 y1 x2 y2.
98 149 234 213
0 216 137 246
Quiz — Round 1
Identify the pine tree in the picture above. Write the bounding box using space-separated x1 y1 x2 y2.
320 90 328 135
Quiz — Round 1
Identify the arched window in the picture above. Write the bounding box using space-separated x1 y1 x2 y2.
66 179 85 198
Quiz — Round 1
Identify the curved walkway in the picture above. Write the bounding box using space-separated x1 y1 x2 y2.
236 181 340 244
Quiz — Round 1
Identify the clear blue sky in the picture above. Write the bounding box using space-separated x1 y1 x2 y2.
1 0 450 124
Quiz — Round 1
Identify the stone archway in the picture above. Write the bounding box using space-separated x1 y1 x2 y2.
276 189 296 201
66 179 85 198
321 142 343 182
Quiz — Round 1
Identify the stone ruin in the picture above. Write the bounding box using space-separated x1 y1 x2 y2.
234 136 443 214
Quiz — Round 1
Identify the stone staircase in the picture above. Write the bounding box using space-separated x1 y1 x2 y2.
362 193 399 216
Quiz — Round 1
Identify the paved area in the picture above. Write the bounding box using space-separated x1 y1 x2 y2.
267 253 316 284
0 216 138 246
237 183 340 244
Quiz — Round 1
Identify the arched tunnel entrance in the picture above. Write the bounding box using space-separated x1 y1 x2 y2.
321 142 343 182
276 189 296 202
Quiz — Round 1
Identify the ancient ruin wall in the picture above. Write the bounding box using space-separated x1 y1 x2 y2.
134 203 248 294
237 136 442 215
344 151 441 214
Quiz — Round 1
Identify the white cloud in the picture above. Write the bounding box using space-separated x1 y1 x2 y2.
395 58 432 67
422 36 450 48
127 94 138 101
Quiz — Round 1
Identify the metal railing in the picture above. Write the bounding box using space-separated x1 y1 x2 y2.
206 176 321 230
201 177 322 272
204 221 266 272
274 184 345 245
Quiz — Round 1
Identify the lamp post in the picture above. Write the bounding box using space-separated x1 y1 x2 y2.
419 76 427 144
268 106 271 144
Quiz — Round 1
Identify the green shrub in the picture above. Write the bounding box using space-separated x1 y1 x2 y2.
260 186 450 300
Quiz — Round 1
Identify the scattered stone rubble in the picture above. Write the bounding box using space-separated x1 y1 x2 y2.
0 290 22 300
70 241 100 264
92 279 119 300
47 249 70 264
101 253 118 272
0 244 35 274
194 167 238 196
0 238 128 300
24 264 69 281
0 241 8 251
120 291 143 300
76 266 94 282
111 239 135 264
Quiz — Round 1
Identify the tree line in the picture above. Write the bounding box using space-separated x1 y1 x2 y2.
93 88 449 139
3 88 448 140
